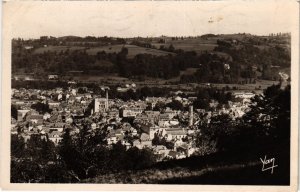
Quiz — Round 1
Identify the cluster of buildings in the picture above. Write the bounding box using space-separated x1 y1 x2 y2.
11 85 255 161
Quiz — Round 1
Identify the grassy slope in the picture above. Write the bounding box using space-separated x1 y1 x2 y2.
33 44 174 59
152 38 218 54
83 146 290 185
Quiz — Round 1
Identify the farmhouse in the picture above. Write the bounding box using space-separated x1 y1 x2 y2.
48 75 59 80
122 108 143 117
233 92 255 99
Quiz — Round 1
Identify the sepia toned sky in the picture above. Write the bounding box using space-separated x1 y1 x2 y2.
3 0 299 39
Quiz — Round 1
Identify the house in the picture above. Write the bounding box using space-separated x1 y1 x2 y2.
135 114 149 122
68 81 77 85
149 126 162 139
153 145 170 157
233 92 255 99
11 126 19 135
49 114 62 123
43 113 51 120
65 116 73 124
17 109 30 121
140 133 150 141
48 75 59 80
158 119 179 127
26 114 44 125
107 132 117 145
159 114 171 121
140 140 152 148
20 133 31 143
165 128 187 141
107 110 119 119
121 140 132 150
140 133 152 148
24 45 34 50
48 131 63 145
91 123 97 129
167 151 180 159
48 101 60 109
122 108 143 117
132 139 142 149
13 74 34 81
49 123 65 132
129 127 138 136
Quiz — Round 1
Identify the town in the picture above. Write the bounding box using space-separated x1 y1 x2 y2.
11 79 256 161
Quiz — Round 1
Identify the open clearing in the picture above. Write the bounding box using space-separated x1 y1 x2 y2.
33 45 174 59
65 73 281 92
153 38 218 54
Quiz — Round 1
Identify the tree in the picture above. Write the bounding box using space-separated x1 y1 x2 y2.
242 84 290 145
166 100 184 111
197 114 237 153
11 104 18 120
25 134 56 163
109 141 127 171
58 129 86 180
11 135 25 158
193 99 209 110
195 129 217 156
120 47 128 56
11 134 59 183
31 102 52 114
168 44 175 52
153 102 166 111
152 134 161 146
125 147 156 170
11 159 45 183
196 84 291 155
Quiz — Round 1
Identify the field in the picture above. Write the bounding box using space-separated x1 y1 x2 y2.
70 74 129 83
152 34 255 54
33 44 174 59
33 46 86 53
180 67 198 76
65 72 281 93
33 35 254 60
152 38 218 54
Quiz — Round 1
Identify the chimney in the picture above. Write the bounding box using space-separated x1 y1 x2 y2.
189 105 193 126
105 89 109 111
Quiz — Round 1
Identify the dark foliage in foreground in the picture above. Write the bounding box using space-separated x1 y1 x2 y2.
11 124 156 183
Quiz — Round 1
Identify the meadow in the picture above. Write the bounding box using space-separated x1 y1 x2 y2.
153 38 218 54
34 44 174 59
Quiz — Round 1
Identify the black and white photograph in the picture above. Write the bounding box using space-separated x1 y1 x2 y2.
1 1 299 191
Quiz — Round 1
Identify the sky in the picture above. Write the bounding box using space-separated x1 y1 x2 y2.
3 0 299 39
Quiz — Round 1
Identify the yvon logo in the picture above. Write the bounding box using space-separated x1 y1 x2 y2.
260 155 278 174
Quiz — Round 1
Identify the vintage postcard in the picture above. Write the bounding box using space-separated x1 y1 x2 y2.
0 0 299 191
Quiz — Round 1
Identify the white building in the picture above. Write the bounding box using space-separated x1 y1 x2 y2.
94 98 108 113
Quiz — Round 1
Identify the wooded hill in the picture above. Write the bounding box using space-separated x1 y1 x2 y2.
12 33 291 84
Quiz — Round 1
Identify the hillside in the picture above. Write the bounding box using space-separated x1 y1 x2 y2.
83 146 290 185
12 33 291 84
33 44 174 59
